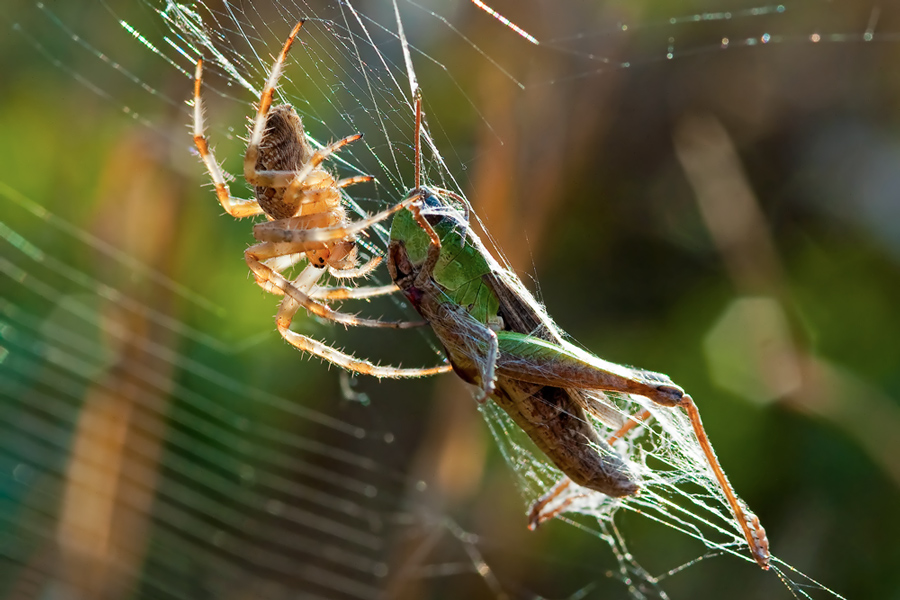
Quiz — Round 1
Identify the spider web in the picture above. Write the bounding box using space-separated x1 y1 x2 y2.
2 0 897 598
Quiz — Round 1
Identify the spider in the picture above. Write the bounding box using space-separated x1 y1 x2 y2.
191 20 450 379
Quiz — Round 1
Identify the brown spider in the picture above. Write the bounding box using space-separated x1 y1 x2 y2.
192 20 450 378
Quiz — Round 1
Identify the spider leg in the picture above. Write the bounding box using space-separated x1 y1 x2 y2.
273 133 364 204
310 284 399 301
246 241 424 329
275 291 452 378
336 175 374 188
260 255 395 303
244 20 304 183
402 92 444 288
265 252 305 275
268 263 398 303
255 213 343 240
329 255 383 279
238 20 367 190
192 60 264 219
274 171 368 219
251 255 316 299
253 194 418 245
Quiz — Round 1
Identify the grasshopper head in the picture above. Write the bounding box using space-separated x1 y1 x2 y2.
389 187 467 264
388 186 477 309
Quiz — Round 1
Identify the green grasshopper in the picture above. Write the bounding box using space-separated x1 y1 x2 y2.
254 82 771 568
384 94 771 570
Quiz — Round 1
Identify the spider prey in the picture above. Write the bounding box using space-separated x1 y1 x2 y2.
385 95 771 570
192 20 769 569
191 20 449 378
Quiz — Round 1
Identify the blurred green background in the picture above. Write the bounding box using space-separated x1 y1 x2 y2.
1 0 899 598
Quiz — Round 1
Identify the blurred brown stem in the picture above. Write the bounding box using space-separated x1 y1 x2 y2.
674 114 900 488
53 131 183 599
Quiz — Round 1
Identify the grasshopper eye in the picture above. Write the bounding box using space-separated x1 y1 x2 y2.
417 187 467 230
418 188 444 209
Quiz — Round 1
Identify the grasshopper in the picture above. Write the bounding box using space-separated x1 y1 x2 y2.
385 95 771 570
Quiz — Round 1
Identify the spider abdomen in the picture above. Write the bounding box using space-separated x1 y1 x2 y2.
253 104 324 219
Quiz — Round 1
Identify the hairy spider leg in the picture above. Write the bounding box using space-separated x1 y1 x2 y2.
527 409 653 529
259 253 393 302
236 20 374 194
273 288 452 378
252 191 420 245
273 263 450 377
263 251 306 279
316 259 407 300
278 134 364 207
336 175 375 189
244 20 305 187
414 91 423 188
257 254 397 302
311 284 399 302
193 23 374 226
192 60 265 218
328 255 383 279
246 240 421 329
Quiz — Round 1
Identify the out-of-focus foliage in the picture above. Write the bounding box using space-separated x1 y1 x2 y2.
1 1 898 598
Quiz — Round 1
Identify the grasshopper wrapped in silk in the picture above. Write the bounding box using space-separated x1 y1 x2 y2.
386 95 771 570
